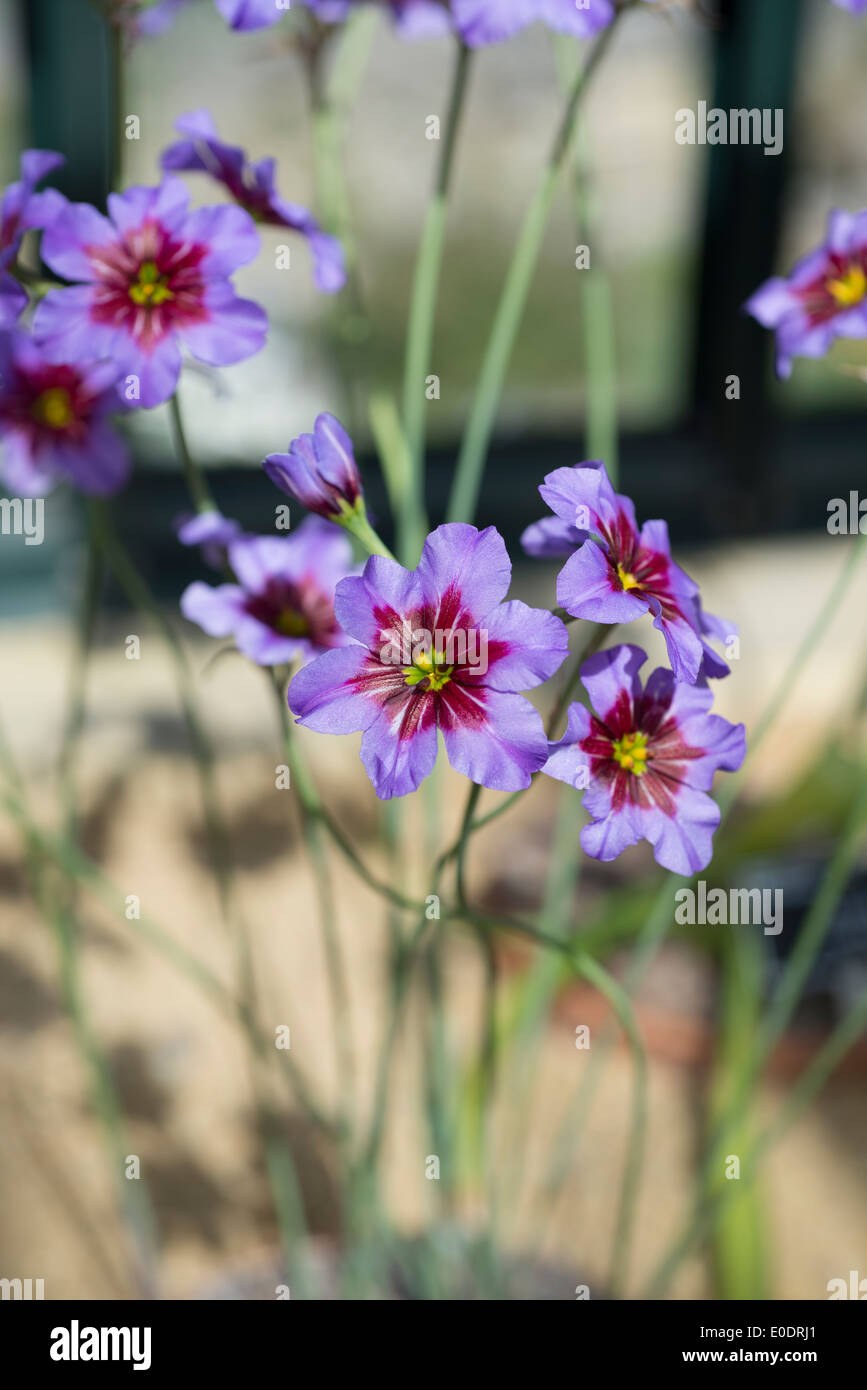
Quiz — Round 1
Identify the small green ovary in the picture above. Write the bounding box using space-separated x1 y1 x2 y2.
274 610 310 638
32 387 74 430
611 729 650 776
403 651 453 693
129 260 174 307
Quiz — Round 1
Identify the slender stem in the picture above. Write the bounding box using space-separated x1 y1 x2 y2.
169 392 214 513
401 42 473 558
271 671 356 1148
446 17 622 524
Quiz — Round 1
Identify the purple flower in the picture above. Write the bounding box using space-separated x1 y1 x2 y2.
452 0 615 46
522 460 732 686
832 0 867 12
304 1 454 37
264 412 362 520
288 523 569 800
181 517 354 665
544 644 745 875
746 209 867 379
0 150 66 328
33 179 267 409
176 508 243 568
0 330 130 497
161 110 345 294
214 0 289 28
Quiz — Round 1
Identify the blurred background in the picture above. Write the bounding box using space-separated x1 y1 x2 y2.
0 0 865 1300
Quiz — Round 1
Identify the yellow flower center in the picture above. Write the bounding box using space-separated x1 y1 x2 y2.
611 729 650 776
274 610 310 637
617 563 642 592
403 650 453 693
827 264 867 308
32 387 74 430
129 260 174 307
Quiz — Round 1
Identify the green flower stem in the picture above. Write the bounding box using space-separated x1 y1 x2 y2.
401 41 473 559
446 16 623 524
271 670 356 1150
343 508 398 562
169 392 215 513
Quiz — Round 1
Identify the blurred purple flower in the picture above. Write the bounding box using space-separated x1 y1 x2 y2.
0 150 66 329
522 460 732 685
181 517 355 666
0 329 130 497
746 208 867 378
543 644 746 875
264 412 362 520
452 0 614 46
832 0 867 13
288 522 569 800
33 178 267 409
161 110 345 293
176 508 243 568
304 1 453 37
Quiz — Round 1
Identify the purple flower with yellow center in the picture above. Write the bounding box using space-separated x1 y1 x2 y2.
288 523 569 800
181 517 354 666
523 460 731 686
32 179 267 409
161 111 345 294
544 644 745 875
175 508 243 568
0 150 66 329
304 1 453 37
264 412 362 521
746 209 867 379
0 330 130 497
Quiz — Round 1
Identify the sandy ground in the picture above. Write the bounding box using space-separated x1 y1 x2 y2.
0 538 866 1299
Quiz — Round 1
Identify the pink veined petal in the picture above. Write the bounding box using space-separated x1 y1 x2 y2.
473 600 569 693
116 333 183 408
32 286 119 364
288 644 382 734
107 179 190 238
417 522 512 628
439 686 549 792
578 644 646 727
40 202 117 283
359 693 439 800
183 203 261 277
180 286 268 367
334 556 425 652
637 786 722 875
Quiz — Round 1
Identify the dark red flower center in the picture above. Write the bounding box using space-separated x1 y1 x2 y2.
88 219 209 351
244 576 342 648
